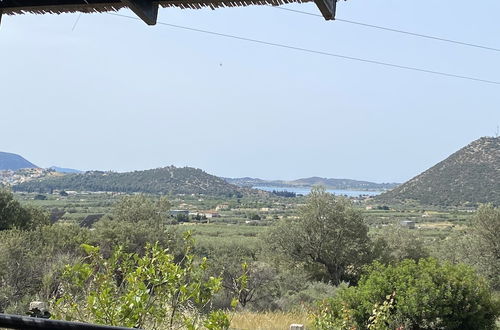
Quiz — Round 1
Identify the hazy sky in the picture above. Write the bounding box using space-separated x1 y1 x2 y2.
1 0 499 183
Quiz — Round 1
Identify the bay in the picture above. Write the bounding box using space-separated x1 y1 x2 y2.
253 186 382 197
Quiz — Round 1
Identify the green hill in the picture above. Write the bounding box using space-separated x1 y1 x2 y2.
377 137 500 206
0 151 38 170
13 166 245 197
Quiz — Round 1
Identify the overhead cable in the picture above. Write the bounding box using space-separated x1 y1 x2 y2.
273 6 500 53
108 12 500 86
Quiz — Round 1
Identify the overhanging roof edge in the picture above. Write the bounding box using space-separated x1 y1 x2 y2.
1 0 336 25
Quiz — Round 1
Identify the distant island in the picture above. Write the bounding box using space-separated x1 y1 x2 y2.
224 176 399 191
49 166 83 174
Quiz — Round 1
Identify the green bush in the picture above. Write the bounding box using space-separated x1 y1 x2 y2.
52 233 228 329
0 189 49 230
91 218 182 258
313 258 499 329
0 224 88 313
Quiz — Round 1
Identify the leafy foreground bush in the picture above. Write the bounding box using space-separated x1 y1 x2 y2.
52 233 230 330
313 258 499 330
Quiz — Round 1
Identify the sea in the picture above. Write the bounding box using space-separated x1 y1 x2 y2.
253 186 382 197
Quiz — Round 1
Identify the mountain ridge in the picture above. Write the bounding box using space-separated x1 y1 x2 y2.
376 136 500 206
0 151 38 170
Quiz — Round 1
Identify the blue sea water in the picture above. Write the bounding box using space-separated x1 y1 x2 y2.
253 186 382 197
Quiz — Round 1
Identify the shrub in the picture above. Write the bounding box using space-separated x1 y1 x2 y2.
91 217 182 258
52 233 228 329
313 258 499 329
0 188 49 230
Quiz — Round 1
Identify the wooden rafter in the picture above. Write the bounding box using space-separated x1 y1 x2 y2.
0 0 336 25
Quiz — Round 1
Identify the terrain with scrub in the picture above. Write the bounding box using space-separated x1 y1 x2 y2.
1 188 497 329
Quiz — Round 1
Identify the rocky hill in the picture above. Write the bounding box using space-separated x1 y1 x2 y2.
0 152 38 170
13 166 246 197
377 137 500 206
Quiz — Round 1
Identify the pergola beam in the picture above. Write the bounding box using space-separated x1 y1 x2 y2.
0 0 335 25
120 0 158 25
314 0 336 20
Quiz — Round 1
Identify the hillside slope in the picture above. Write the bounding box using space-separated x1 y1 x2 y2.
0 152 38 170
377 137 500 206
13 166 245 197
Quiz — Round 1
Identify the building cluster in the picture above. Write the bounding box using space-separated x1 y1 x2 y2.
170 209 221 219
0 168 52 186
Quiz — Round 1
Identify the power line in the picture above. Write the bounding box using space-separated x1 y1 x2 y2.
108 12 500 86
72 13 82 31
272 7 500 53
72 0 88 31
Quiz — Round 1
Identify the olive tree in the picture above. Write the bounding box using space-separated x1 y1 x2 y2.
371 225 429 264
473 204 499 263
111 194 171 224
265 187 371 285
435 204 500 290
470 204 500 289
0 188 49 230
93 195 181 257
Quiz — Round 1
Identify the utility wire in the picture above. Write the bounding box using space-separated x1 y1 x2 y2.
273 6 500 53
72 0 88 31
72 13 82 31
108 12 500 86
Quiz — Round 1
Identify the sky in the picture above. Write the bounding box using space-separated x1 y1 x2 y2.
1 0 499 183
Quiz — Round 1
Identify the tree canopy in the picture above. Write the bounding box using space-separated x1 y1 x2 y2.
265 187 371 284
0 188 49 230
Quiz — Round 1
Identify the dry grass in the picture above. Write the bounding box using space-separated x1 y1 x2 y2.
230 311 312 330
418 221 457 229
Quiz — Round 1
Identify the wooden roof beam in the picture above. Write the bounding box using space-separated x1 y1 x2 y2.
314 0 336 20
0 0 335 25
121 0 158 25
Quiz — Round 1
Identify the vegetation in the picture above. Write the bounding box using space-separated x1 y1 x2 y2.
378 137 500 206
271 190 297 198
472 204 500 288
435 203 500 290
371 226 429 264
265 187 371 284
53 236 229 329
0 185 499 329
13 166 246 197
313 258 499 329
0 188 49 230
0 224 90 313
